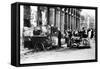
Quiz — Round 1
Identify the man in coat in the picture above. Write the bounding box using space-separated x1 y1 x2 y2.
58 28 62 48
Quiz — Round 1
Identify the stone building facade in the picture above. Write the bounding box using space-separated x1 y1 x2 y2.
24 6 81 35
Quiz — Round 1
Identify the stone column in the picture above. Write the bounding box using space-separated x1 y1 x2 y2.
56 7 61 30
67 8 69 30
49 8 55 26
64 8 68 30
78 10 81 31
71 8 74 31
76 9 78 30
69 8 72 30
68 8 70 30
30 6 38 27
74 8 76 30
76 9 80 31
60 8 65 35
37 6 42 26
72 8 75 31
41 7 47 26
47 7 50 25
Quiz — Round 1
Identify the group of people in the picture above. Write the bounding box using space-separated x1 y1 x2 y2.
23 24 95 51
63 27 95 47
32 26 95 48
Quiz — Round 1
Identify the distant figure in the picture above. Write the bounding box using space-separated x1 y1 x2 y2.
68 30 72 39
88 29 91 39
81 27 88 38
58 29 61 47
74 31 78 36
88 28 94 39
65 30 69 43
90 29 94 39
67 30 72 47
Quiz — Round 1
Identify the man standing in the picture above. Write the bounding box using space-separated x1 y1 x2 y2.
67 30 72 47
58 29 62 48
90 29 94 39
